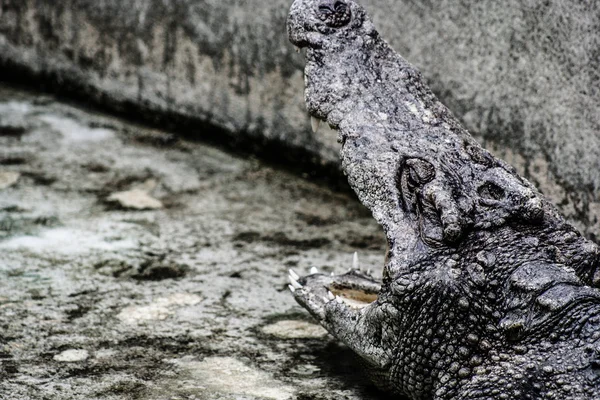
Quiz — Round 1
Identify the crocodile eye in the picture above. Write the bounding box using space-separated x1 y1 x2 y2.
397 158 435 212
478 182 505 201
405 158 436 186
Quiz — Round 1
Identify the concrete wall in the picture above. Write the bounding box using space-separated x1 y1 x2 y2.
0 0 598 238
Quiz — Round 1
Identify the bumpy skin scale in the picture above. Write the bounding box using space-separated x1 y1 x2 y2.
286 1 600 399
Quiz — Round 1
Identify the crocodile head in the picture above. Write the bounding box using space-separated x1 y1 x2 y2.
289 0 547 253
287 0 600 398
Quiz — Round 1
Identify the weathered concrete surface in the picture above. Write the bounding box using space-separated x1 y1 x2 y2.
0 85 389 399
0 0 599 238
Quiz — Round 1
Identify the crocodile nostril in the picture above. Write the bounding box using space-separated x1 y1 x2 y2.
334 1 347 11
318 0 336 13
318 4 334 13
317 0 351 27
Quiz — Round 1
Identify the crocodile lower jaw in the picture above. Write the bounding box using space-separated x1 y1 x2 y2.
288 252 382 316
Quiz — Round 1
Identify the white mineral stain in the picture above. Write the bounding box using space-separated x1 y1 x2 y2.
94 349 118 359
117 293 202 324
39 114 115 142
0 226 136 254
0 101 32 115
107 179 163 210
53 349 89 362
0 172 19 189
170 356 294 400
107 188 163 210
261 320 328 339
290 363 321 376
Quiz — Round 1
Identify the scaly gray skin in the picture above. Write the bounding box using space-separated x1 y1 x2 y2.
286 1 600 399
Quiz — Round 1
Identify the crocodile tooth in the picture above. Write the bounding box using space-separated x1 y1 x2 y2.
288 284 296 293
289 269 300 281
328 291 335 300
335 296 344 304
310 266 319 274
322 296 330 303
352 252 359 270
289 276 303 289
311 116 321 133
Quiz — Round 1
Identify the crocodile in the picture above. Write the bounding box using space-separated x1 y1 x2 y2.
286 0 600 398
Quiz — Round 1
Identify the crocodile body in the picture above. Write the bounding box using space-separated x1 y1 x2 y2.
286 1 600 398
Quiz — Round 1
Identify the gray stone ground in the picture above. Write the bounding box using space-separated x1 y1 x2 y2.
0 84 389 400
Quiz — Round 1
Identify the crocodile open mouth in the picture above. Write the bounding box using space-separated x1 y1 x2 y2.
287 102 388 316
288 252 382 318
286 0 390 322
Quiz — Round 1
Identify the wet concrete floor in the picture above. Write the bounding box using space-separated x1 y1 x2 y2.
0 85 388 400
